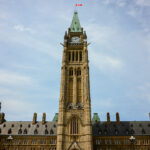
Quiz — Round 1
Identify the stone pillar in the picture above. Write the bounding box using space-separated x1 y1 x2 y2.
73 68 77 105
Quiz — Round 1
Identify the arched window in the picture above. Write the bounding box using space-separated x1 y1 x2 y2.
50 129 54 135
24 129 27 134
70 117 79 135
69 68 73 76
18 129 22 134
77 68 81 76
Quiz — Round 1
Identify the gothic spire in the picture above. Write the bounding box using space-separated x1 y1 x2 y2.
70 11 82 32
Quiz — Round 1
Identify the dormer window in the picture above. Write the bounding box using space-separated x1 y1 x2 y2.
45 129 48 135
8 128 12 134
104 129 107 135
18 129 22 134
50 129 54 135
34 129 38 135
130 129 135 134
98 130 102 135
115 129 119 135
126 129 129 135
142 129 146 134
24 129 27 134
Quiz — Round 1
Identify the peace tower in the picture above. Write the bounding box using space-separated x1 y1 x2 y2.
57 11 93 150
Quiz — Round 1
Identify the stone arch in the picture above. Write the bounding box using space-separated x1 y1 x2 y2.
69 67 73 76
66 114 83 126
68 141 81 150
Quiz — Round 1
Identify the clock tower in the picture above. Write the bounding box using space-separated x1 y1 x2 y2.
57 11 93 150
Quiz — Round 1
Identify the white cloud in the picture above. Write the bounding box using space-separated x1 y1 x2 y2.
0 23 61 61
90 50 124 72
86 24 115 46
0 69 33 86
134 0 150 7
127 9 138 18
14 25 35 34
103 0 126 7
0 12 7 19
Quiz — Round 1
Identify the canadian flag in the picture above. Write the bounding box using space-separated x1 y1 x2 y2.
75 4 83 6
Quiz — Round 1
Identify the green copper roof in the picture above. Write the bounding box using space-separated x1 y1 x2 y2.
70 11 82 32
92 113 100 122
52 113 58 122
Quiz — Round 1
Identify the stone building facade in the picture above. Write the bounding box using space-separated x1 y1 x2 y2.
0 12 150 150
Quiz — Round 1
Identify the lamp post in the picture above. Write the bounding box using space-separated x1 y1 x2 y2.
7 135 13 150
129 136 136 150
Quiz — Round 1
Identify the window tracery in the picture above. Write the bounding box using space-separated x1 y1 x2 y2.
70 117 79 135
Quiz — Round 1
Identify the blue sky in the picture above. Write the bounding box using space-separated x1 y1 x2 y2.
0 0 150 122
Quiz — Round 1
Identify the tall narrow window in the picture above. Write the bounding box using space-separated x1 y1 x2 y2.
68 78 73 102
80 52 82 61
69 68 73 76
72 52 74 61
76 51 78 61
70 117 79 135
77 69 81 76
77 78 82 103
68 52 71 61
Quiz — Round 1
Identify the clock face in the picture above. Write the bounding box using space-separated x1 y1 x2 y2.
71 36 80 43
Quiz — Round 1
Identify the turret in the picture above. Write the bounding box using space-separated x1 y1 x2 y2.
92 113 100 123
